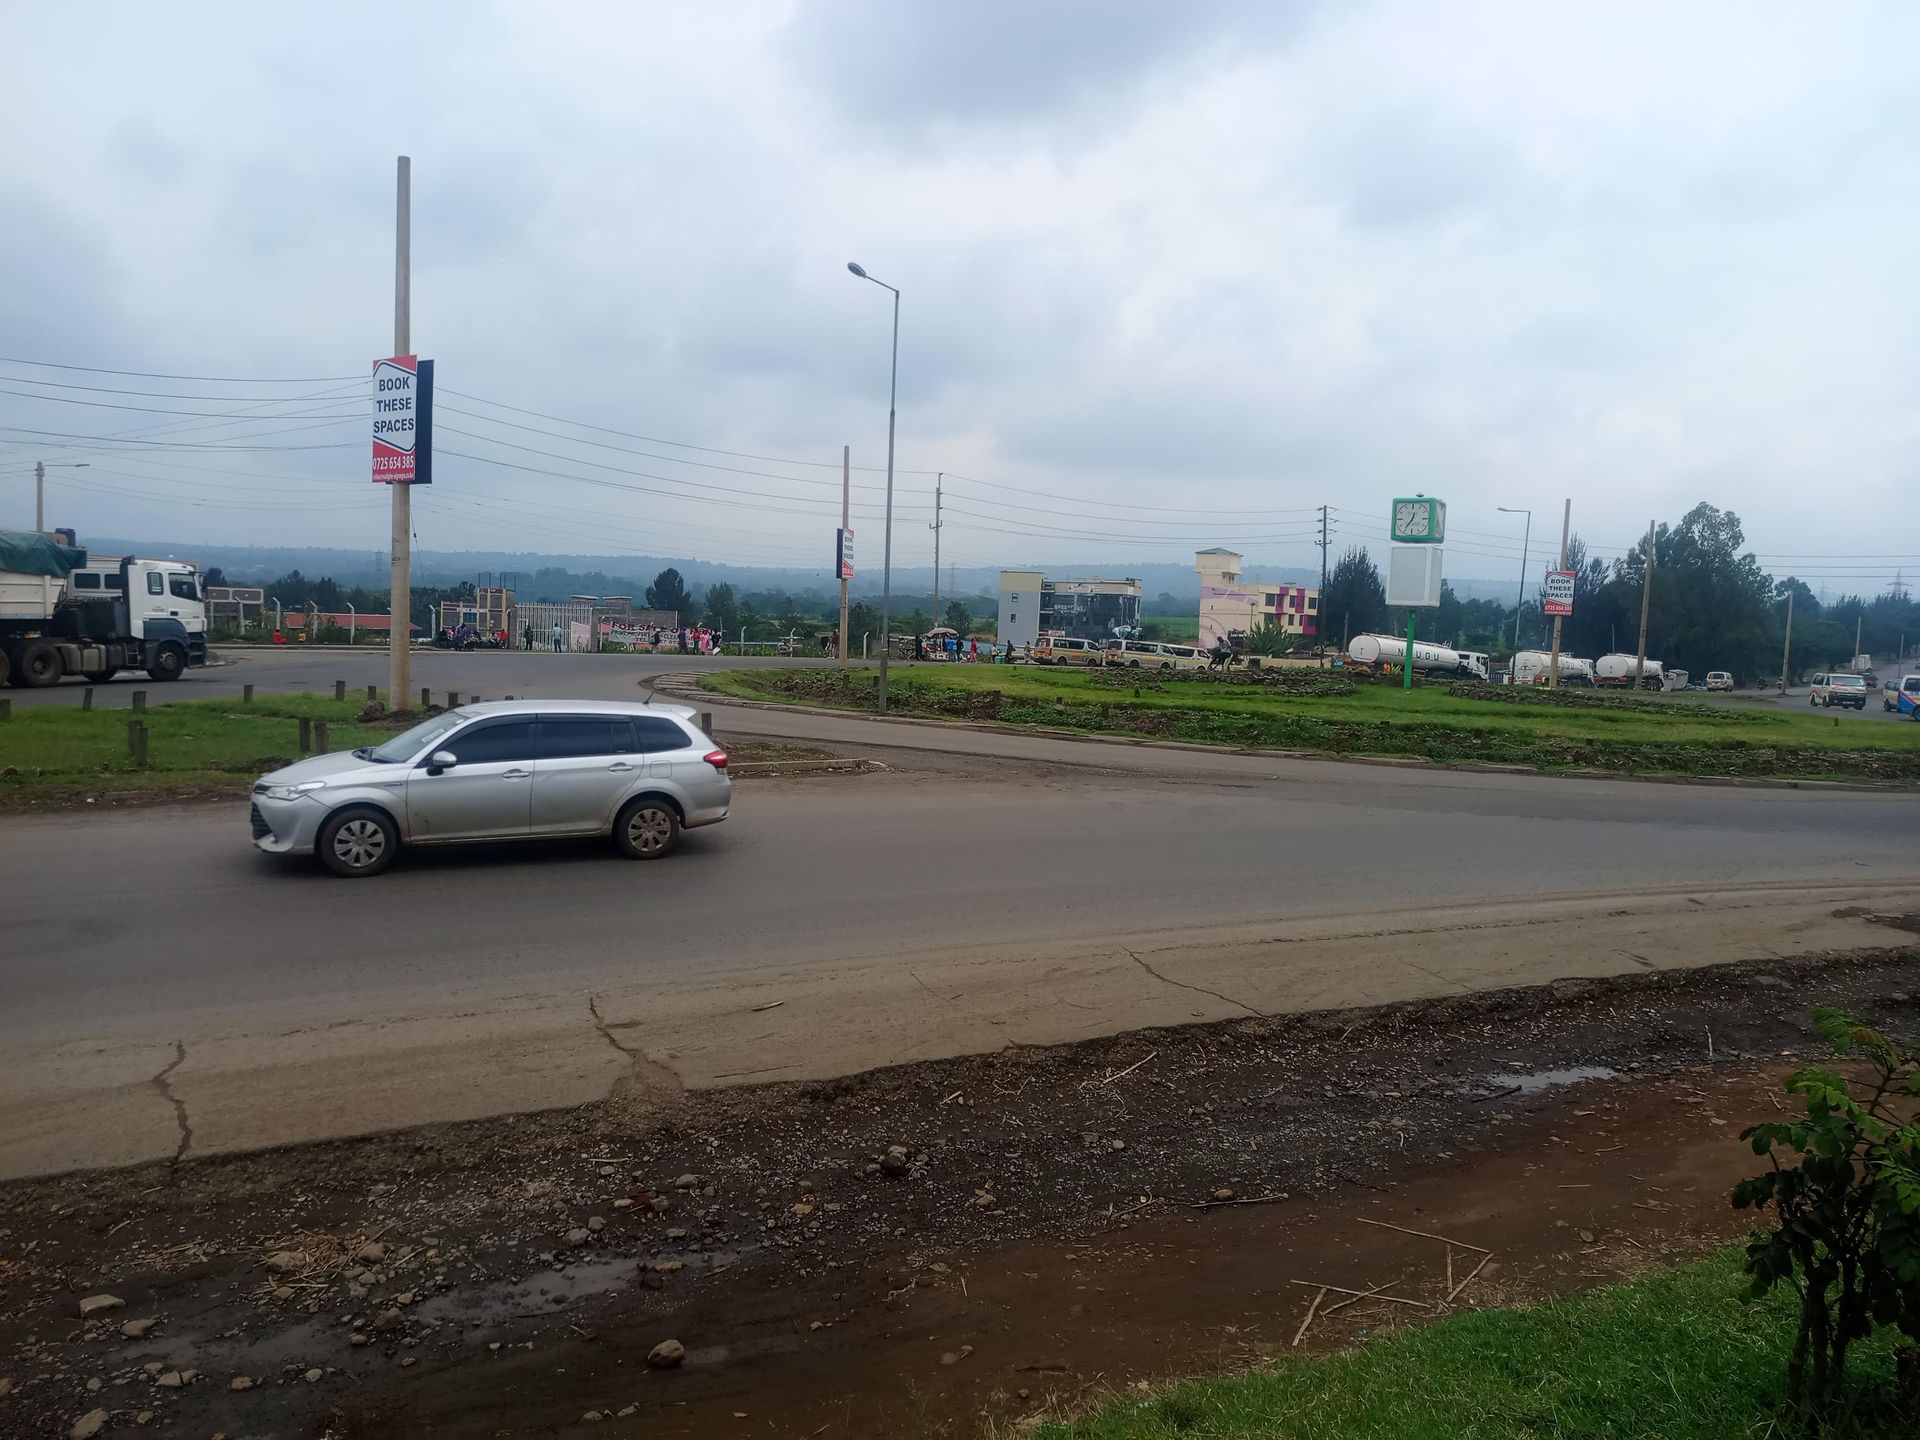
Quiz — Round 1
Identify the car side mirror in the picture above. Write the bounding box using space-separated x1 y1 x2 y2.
427 750 457 775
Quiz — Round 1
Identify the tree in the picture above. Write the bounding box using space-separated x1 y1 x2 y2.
943 600 973 636
1319 547 1386 651
645 567 695 623
202 566 228 590
737 600 769 640
703 582 740 638
1614 504 1776 682
1734 1008 1920 1421
900 608 931 637
847 600 882 652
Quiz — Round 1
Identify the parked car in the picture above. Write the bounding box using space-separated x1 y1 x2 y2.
250 700 730 877
1884 674 1920 718
1704 671 1733 691
1807 673 1868 710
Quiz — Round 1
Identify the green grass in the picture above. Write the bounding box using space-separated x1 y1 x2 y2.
701 667 1920 782
0 693 393 807
1028 1249 1907 1440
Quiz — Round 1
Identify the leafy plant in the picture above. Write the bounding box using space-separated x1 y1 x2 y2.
1733 1008 1920 1420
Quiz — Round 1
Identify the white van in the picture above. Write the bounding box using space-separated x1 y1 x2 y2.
1032 635 1105 666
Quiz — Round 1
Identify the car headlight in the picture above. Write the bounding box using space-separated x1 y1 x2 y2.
261 780 329 801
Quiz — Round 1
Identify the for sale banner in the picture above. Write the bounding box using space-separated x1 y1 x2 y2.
1542 568 1576 616
371 355 434 483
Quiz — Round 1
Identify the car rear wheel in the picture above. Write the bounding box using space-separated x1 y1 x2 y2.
614 797 680 860
318 806 398 877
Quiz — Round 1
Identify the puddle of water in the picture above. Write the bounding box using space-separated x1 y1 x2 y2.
415 1250 748 1328
1487 1065 1616 1095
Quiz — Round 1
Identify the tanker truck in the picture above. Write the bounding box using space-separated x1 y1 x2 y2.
1593 653 1684 690
1512 650 1595 686
1346 634 1489 680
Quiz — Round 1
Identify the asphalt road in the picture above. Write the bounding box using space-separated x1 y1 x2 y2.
7 647 1915 724
4 727 1918 1177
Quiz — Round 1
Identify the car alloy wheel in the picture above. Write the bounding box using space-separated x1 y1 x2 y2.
332 817 388 870
626 805 674 856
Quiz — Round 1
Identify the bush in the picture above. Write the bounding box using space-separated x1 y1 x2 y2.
1734 1009 1920 1421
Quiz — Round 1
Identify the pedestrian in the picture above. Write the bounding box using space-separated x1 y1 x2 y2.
522 623 534 651
550 622 563 653
679 627 689 655
969 637 978 660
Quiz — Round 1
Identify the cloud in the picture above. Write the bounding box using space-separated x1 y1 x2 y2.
1 0 1916 594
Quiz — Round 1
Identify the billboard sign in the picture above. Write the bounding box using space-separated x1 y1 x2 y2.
836 527 855 581
371 355 434 484
1542 569 1576 616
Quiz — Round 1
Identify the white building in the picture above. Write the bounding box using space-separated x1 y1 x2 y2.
1196 549 1319 647
998 571 1142 651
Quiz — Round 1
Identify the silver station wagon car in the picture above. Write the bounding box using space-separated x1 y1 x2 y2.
251 699 730 876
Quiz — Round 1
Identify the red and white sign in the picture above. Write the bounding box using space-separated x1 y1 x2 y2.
837 527 855 581
371 355 434 484
1542 569 1576 616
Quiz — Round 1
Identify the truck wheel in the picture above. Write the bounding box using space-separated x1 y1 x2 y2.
318 806 399 877
14 640 62 688
146 645 185 681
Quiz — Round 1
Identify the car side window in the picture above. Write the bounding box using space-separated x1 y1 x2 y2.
72 572 100 590
147 572 165 595
537 718 636 759
631 717 693 753
442 720 538 765
169 575 197 601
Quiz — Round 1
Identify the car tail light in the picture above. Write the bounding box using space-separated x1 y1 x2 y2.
704 749 728 771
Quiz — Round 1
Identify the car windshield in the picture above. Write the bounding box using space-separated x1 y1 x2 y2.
1832 675 1865 689
367 711 469 763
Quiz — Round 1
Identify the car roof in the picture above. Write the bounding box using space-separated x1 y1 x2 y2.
453 698 698 720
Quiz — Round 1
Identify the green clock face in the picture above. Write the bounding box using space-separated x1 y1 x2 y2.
1390 496 1445 543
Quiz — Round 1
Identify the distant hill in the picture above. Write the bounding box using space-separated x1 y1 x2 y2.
83 537 1520 604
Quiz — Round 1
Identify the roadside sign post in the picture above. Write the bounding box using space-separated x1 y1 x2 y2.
1545 499 1571 689
1386 496 1446 690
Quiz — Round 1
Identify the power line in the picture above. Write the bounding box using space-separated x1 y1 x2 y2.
946 471 1316 517
0 386 362 420
0 356 363 382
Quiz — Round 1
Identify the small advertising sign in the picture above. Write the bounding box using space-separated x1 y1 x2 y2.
837 527 855 581
371 355 434 484
1542 569 1576 616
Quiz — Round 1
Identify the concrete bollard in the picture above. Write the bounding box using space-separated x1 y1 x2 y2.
446 690 458 709
334 680 347 702
131 690 147 712
243 683 255 703
420 687 431 709
699 711 714 735
0 698 9 721
314 720 331 753
82 687 94 711
128 719 148 766
298 716 313 755
366 684 377 704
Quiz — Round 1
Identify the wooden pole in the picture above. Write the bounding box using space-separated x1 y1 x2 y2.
1546 499 1570 689
838 444 851 668
1632 520 1655 689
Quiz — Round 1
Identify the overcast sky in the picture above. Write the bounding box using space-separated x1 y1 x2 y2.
2 1 1915 591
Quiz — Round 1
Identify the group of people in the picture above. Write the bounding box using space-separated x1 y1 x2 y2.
517 622 717 655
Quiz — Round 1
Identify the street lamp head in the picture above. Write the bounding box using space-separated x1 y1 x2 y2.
846 262 867 278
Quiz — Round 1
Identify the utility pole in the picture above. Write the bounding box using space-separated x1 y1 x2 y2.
930 473 943 628
1632 520 1655 689
32 461 89 531
1779 588 1795 692
388 155 412 712
1854 612 1864 666
1316 504 1329 653
1546 498 1570 689
837 445 850 668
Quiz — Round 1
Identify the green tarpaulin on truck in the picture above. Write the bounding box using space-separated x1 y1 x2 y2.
0 529 87 578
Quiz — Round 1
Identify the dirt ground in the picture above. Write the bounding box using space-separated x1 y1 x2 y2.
3 942 1917 1439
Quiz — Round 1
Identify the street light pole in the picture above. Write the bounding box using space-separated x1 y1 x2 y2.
847 262 899 714
33 461 90 531
1496 506 1531 657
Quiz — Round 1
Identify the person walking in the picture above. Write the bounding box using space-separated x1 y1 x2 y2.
550 622 563 653
522 623 534 651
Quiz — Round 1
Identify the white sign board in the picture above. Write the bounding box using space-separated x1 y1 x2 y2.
1386 545 1444 608
371 355 433 483
1542 569 1575 616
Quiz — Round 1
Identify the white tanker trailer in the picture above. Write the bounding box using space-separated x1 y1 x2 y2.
1346 634 1488 680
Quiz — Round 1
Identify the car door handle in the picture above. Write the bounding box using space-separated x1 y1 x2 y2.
502 769 532 780
606 762 636 773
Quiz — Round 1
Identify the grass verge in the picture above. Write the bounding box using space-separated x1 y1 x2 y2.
1025 1249 1907 1440
701 667 1920 783
0 693 393 810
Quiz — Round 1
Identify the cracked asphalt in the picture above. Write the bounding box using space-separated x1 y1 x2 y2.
3 716 1918 1179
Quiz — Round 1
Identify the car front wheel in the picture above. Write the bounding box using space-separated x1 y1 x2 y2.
318 806 399 877
614 798 680 860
